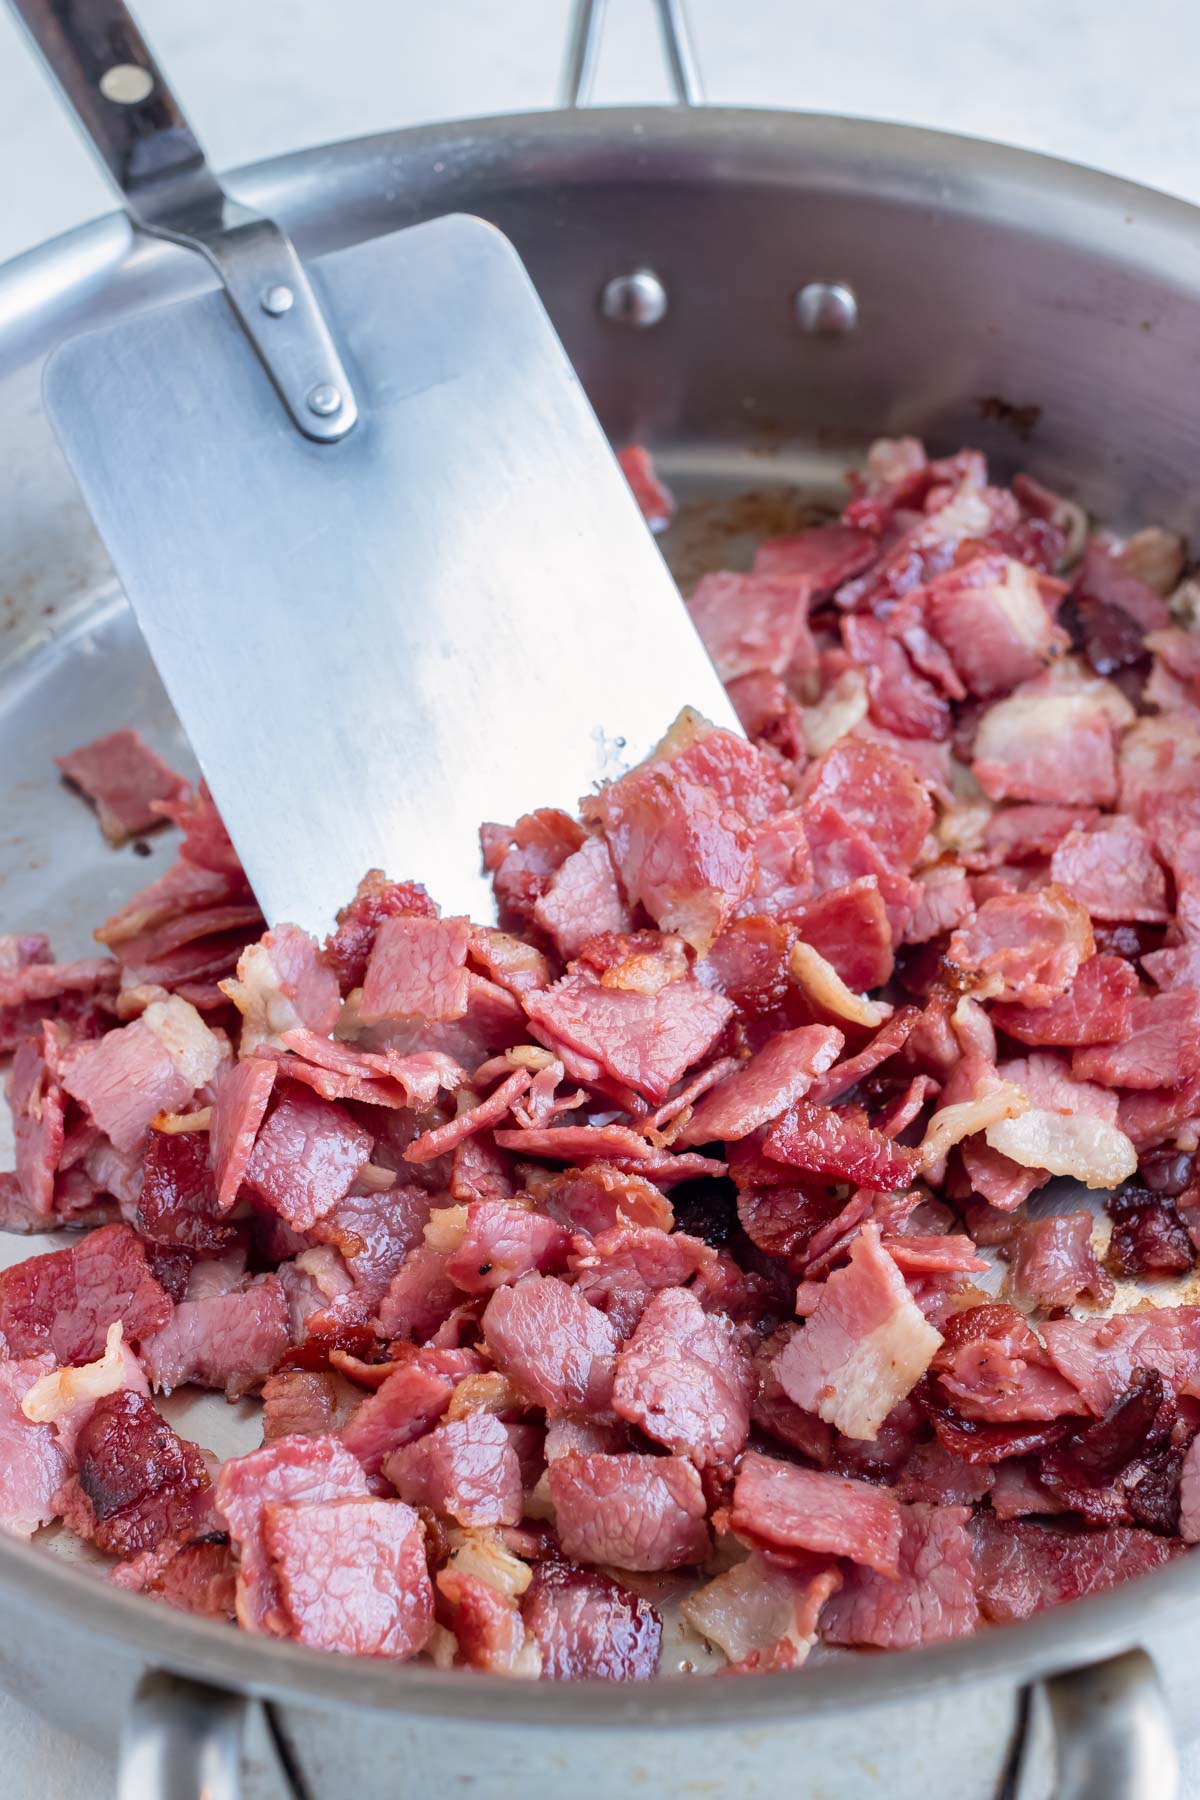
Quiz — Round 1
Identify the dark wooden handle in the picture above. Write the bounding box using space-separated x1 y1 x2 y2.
8 0 207 199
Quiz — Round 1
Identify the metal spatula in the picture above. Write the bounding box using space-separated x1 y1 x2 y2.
12 0 735 930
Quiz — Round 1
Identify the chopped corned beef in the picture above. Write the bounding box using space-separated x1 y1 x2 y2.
820 1502 978 1646
523 1559 662 1679
730 1450 902 1575
56 728 187 845
7 433 1200 1674
383 1412 522 1527
482 1274 618 1416
612 1286 752 1465
548 1450 709 1570
0 1358 71 1537
264 1495 433 1658
774 1223 941 1439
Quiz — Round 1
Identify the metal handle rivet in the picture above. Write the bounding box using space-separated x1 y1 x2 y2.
261 285 295 317
600 269 668 329
98 63 154 105
306 383 342 417
794 281 859 337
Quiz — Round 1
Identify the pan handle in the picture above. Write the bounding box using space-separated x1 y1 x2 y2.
561 0 703 108
5 0 357 443
118 1671 248 1800
1017 1648 1179 1800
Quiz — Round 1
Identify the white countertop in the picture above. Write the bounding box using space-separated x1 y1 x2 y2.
1 0 1199 1792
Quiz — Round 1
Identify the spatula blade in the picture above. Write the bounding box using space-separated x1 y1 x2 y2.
43 214 737 930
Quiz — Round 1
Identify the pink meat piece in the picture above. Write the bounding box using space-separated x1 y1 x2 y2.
1049 816 1169 922
933 1304 1087 1424
764 1102 916 1190
522 1559 662 1680
226 923 341 1043
1119 1078 1200 1150
540 1164 674 1234
838 474 1016 609
312 1185 432 1309
1073 990 1200 1090
484 809 585 929
375 1244 461 1343
261 1369 358 1443
789 877 895 991
973 1515 1180 1623
921 553 1068 698
403 1067 532 1164
726 671 808 757
321 871 438 994
1009 1214 1114 1309
742 812 814 917
358 915 472 1025
112 1538 237 1618
1143 942 1200 992
802 801 918 937
262 1494 432 1658
973 671 1121 805
149 781 242 875
139 1274 290 1398
60 1013 209 1154
0 1357 71 1538
903 862 974 944
548 1451 709 1571
245 1088 371 1229
687 570 815 681
896 1440 993 1508
524 970 733 1106
1181 1437 1200 1544
210 1056 276 1209
774 1223 940 1439
445 1199 572 1294
981 804 1101 863
95 858 248 947
215 1433 371 1633
843 610 952 741
383 1412 522 1527
673 1027 844 1148
617 444 675 531
1075 537 1171 630
650 720 790 825
1041 1309 1200 1414
796 1014 913 1111
588 735 758 954
0 1223 170 1363
434 1567 526 1673
137 1127 238 1255
10 1024 65 1217
802 739 933 872
569 1226 716 1337
730 1450 902 1576
532 835 632 961
989 954 1138 1046
753 522 877 591
482 1274 619 1416
820 1503 978 1647
947 885 1094 1005
56 728 187 845
612 1286 752 1465
339 1347 479 1475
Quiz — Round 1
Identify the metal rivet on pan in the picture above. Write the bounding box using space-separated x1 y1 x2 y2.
793 282 859 337
98 63 154 105
306 383 342 417
600 269 668 329
261 285 295 317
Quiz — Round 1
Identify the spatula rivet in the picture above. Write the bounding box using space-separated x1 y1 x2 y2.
261 285 295 317
793 282 859 337
600 269 668 329
307 383 342 417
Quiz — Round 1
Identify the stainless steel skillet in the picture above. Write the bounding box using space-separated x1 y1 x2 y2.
0 2 1198 1795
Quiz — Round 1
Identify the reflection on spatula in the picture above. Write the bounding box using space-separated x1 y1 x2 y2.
13 0 735 931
